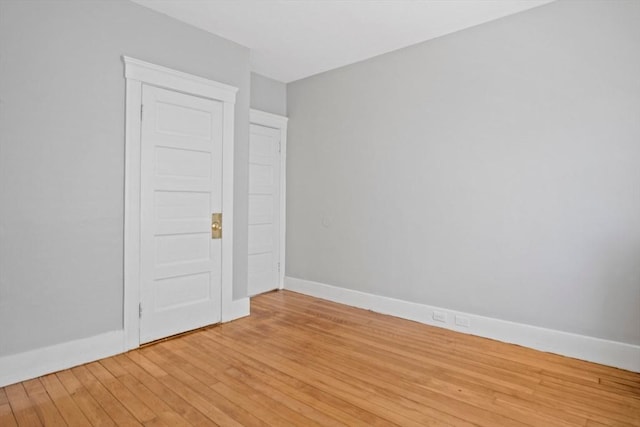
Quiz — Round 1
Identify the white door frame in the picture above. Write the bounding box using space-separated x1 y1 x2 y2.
249 109 288 290
123 56 238 351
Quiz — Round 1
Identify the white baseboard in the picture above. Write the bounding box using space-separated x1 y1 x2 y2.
285 277 640 372
222 297 250 322
0 330 124 388
0 297 251 388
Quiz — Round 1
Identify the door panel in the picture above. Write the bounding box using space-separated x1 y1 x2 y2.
140 84 223 343
248 124 281 296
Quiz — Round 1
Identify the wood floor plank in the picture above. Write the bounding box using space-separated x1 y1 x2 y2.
222 365 350 426
99 357 192 427
265 291 636 383
4 383 42 426
56 369 116 427
22 378 66 426
0 388 18 427
195 328 418 425
39 373 92 426
1 290 639 426
184 333 391 426
270 311 587 426
71 364 142 427
176 337 352 426
129 350 248 426
253 297 542 392
84 362 157 425
164 340 326 426
114 353 217 426
204 327 461 426
0 403 18 427
259 295 543 388
226 317 529 427
0 388 9 406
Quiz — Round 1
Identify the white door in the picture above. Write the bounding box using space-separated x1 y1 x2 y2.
248 124 281 295
139 84 223 343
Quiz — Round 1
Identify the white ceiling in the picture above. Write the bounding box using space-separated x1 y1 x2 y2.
131 0 554 83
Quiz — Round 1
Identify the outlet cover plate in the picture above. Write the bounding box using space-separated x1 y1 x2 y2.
433 311 447 323
455 315 470 328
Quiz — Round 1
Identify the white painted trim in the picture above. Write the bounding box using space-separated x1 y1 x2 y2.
250 109 289 129
123 56 240 352
220 100 237 321
249 109 288 289
123 56 237 103
0 331 124 387
123 78 142 351
285 277 640 372
223 297 251 322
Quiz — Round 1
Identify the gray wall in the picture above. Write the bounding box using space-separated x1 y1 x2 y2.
0 0 250 356
250 72 287 116
287 0 640 345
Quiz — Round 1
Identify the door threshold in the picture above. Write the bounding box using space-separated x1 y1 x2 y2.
139 323 221 348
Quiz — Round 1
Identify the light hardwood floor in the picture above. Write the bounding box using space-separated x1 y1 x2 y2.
1 290 639 426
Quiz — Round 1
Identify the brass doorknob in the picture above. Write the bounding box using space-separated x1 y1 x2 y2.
211 213 222 239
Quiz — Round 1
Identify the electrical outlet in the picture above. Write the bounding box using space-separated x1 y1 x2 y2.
432 311 447 323
455 315 470 328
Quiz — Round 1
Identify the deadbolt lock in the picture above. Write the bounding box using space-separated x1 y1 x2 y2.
211 213 222 239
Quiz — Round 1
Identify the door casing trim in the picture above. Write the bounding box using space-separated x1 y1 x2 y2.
123 56 238 351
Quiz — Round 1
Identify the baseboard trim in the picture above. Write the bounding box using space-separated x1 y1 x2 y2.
222 297 250 322
0 330 124 387
0 298 250 387
284 276 640 372
0 297 251 387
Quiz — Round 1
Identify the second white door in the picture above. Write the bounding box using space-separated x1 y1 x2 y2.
248 123 282 295
140 84 224 343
